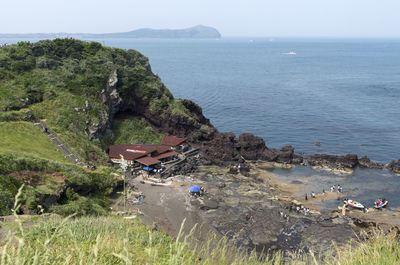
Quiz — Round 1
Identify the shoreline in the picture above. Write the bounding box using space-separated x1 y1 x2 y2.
115 162 400 255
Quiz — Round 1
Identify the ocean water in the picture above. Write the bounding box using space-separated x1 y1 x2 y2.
96 38 400 164
2 37 400 207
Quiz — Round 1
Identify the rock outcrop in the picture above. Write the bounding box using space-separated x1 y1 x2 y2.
386 159 400 174
358 156 384 169
305 154 358 170
87 70 122 140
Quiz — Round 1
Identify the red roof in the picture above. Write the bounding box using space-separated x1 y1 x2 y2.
161 136 188 147
153 151 179 160
153 145 171 155
109 144 156 160
135 156 161 166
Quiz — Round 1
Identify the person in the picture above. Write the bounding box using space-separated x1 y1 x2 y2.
338 185 342 193
330 186 334 192
200 187 205 196
322 188 325 194
305 193 308 200
311 192 316 198
332 185 336 191
296 206 300 213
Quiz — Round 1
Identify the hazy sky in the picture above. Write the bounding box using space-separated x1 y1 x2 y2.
1 0 400 37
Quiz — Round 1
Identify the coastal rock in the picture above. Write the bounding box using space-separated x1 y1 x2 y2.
238 133 267 160
260 145 301 164
386 159 400 174
305 154 358 170
358 156 384 169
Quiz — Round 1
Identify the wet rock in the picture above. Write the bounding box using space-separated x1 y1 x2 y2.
358 156 384 169
306 154 358 170
386 159 400 174
292 154 304 164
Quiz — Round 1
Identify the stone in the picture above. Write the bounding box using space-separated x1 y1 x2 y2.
200 199 219 210
305 154 358 170
358 156 384 169
386 159 400 174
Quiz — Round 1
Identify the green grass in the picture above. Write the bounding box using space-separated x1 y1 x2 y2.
2 213 399 265
112 118 163 145
0 121 70 163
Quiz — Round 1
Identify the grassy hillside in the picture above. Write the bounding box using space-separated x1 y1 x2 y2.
0 121 70 163
0 39 183 164
0 120 121 216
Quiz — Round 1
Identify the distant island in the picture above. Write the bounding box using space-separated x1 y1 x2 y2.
0 25 221 39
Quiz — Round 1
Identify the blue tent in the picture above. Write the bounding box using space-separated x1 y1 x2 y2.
143 167 153 171
189 185 201 193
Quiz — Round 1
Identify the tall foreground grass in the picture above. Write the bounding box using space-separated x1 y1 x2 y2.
0 186 399 264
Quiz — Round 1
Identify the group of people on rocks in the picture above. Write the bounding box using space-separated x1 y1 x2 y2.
305 184 344 201
287 204 311 216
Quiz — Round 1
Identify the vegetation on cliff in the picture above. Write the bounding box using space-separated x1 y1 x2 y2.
0 38 209 217
0 38 200 165
0 123 121 216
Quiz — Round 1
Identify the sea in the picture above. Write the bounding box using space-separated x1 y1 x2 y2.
2 37 400 209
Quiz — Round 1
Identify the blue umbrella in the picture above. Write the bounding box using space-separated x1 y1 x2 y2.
189 185 201 193
143 167 153 171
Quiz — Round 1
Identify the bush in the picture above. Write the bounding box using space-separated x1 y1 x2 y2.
0 175 21 215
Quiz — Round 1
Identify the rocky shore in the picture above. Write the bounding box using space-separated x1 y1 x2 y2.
120 163 400 257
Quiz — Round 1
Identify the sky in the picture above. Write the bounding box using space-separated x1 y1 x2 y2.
1 0 400 37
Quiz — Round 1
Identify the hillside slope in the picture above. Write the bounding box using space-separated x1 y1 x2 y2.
0 39 215 165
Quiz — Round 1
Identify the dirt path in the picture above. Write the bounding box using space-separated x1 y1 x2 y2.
114 173 218 245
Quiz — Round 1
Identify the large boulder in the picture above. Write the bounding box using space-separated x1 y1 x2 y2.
386 159 400 174
358 156 384 169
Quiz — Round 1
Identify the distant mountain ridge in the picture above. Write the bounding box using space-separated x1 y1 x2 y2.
0 25 221 39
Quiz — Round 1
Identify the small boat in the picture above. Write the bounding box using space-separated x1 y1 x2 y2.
282 51 296 55
343 199 364 209
374 199 388 209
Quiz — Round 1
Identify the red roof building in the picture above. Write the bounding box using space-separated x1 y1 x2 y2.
161 136 188 147
109 144 152 161
153 151 179 160
108 142 180 167
135 156 162 166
